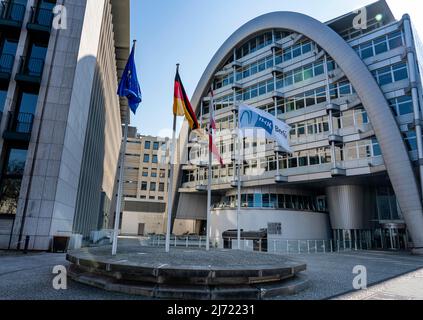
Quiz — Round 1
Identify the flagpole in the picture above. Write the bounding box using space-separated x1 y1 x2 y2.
206 87 214 251
112 106 129 256
112 40 137 256
165 64 179 253
236 125 241 250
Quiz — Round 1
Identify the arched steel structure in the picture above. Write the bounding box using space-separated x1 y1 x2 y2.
173 11 423 250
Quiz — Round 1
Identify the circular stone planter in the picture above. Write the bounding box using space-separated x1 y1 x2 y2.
66 245 308 300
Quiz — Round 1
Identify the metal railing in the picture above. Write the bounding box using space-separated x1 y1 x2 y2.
0 1 25 23
6 111 34 134
0 53 14 73
29 6 53 27
17 56 44 78
147 235 371 254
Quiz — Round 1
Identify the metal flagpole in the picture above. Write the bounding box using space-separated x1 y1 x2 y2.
206 87 214 251
236 129 241 250
165 64 179 253
112 107 129 256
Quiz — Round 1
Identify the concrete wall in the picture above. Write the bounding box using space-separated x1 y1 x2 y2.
173 219 197 235
210 209 331 242
121 211 164 236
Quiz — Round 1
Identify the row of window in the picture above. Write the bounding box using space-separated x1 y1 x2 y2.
125 195 165 201
140 181 166 192
235 32 274 60
217 193 328 213
215 41 315 90
354 30 403 60
372 62 408 86
141 168 167 178
144 140 161 150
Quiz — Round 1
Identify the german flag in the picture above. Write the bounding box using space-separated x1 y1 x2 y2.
173 69 199 130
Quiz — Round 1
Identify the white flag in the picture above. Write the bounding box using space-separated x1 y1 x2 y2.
238 104 293 154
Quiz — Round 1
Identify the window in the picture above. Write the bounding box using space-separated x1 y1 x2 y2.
374 37 388 55
372 138 382 156
294 69 303 83
268 223 282 235
390 96 413 116
360 42 374 59
153 142 160 150
144 141 151 149
141 182 147 191
0 89 7 113
142 169 148 177
150 182 156 191
403 131 417 151
152 155 158 164
375 66 392 85
295 95 305 110
392 63 408 82
313 61 324 76
159 183 165 192
143 154 150 163
151 169 157 178
388 31 403 49
160 169 166 178
303 65 313 80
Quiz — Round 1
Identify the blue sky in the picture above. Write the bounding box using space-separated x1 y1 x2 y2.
129 0 423 137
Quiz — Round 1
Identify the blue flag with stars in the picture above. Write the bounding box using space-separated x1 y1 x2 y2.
117 42 142 114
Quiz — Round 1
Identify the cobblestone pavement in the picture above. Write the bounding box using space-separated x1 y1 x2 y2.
282 250 423 300
334 268 423 300
1 245 423 300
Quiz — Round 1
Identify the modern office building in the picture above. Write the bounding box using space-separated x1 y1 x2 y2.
172 0 423 252
118 128 199 236
0 0 130 250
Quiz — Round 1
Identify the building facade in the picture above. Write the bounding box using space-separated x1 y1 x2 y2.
172 0 423 252
120 127 196 236
119 128 199 236
0 0 130 250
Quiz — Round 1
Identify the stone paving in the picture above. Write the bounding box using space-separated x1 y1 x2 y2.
1 241 423 300
335 268 423 300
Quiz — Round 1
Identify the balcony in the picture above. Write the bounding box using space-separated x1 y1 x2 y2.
3 111 34 142
15 56 44 84
328 134 343 147
0 1 26 29
0 53 14 81
27 6 53 34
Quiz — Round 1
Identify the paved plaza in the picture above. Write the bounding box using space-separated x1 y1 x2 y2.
1 240 423 300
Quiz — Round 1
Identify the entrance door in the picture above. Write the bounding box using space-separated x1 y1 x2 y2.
138 223 145 236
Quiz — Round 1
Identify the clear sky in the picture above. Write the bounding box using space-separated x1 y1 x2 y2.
129 0 423 138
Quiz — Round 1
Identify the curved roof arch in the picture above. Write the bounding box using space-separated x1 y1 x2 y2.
176 11 423 248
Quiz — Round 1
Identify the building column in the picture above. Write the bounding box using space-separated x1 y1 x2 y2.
404 15 423 199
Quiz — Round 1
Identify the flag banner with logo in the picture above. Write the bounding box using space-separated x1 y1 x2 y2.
238 104 293 154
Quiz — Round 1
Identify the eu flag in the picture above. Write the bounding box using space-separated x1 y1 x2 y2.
117 42 142 114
